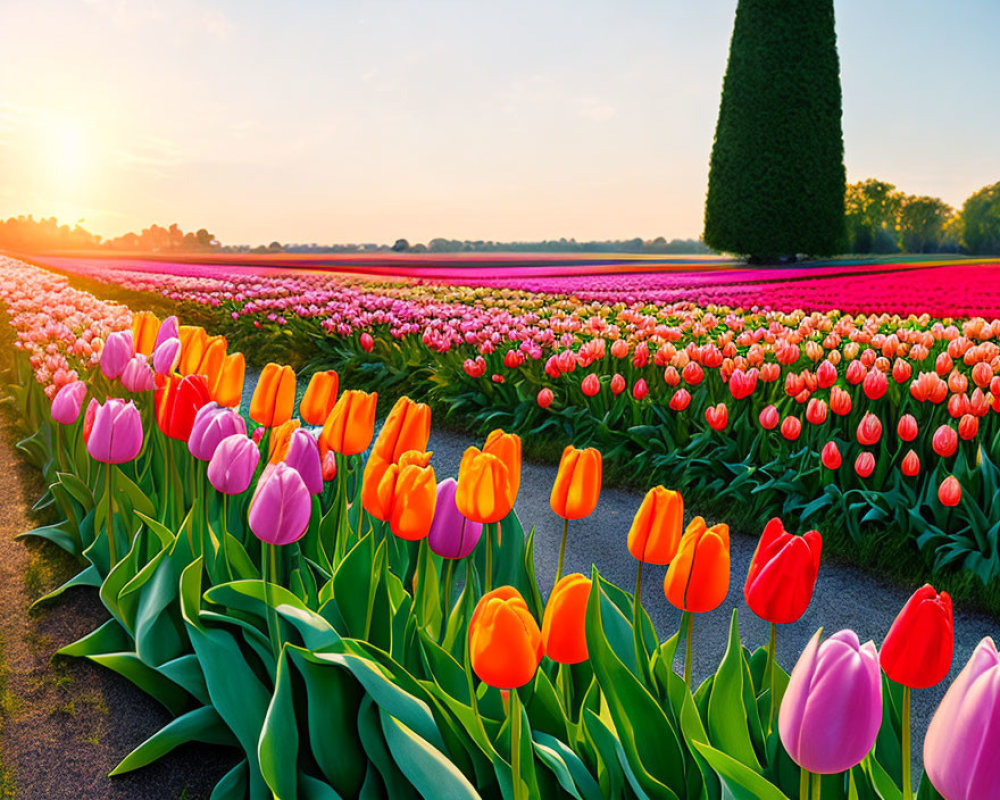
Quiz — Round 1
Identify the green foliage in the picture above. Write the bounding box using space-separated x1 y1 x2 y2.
704 0 846 260
899 196 955 254
960 180 1000 255
845 179 903 254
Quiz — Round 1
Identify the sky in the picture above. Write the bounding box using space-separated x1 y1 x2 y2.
0 0 998 246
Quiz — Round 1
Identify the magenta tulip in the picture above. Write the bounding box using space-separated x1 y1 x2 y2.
50 381 87 424
188 402 247 462
924 637 1000 800
283 428 323 495
207 434 260 494
427 478 483 559
155 315 180 349
152 336 182 375
249 462 312 545
100 330 134 380
86 399 144 464
779 628 882 774
121 355 155 393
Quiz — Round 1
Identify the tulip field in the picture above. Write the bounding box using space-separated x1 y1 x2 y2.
4 251 1000 799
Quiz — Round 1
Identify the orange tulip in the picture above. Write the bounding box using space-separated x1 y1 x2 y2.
320 389 378 456
178 326 209 376
455 447 513 524
482 429 522 508
627 486 683 564
212 352 245 408
131 311 160 356
541 573 592 664
250 363 296 428
469 586 544 688
372 396 431 463
663 517 730 613
364 451 436 540
268 419 302 464
550 445 602 520
361 449 432 518
299 370 340 426
196 335 228 386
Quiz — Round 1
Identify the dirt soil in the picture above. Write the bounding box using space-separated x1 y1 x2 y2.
0 410 236 800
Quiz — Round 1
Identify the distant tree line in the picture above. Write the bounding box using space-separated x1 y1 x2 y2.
845 179 1000 255
242 237 715 255
0 216 220 253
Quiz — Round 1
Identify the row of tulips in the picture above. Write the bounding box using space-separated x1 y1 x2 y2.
2 288 998 800
24 254 1000 587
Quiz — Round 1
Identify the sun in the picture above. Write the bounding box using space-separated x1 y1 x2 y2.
43 120 91 186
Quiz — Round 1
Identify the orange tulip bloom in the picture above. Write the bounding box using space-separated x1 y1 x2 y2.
131 311 160 356
455 447 513 524
364 451 436 540
550 446 602 520
627 486 683 565
299 370 340 426
268 419 302 464
361 449 432 516
250 363 296 428
196 335 228 387
212 352 245 408
372 396 431 463
320 389 378 456
469 586 544 688
178 326 209 376
482 429 522 508
541 573 592 664
663 517 730 613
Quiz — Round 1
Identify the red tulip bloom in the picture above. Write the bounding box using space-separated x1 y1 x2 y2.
705 403 728 431
958 414 979 441
806 398 828 425
845 360 866 385
932 425 958 457
682 362 704 385
610 373 626 396
880 585 953 689
821 441 842 470
830 386 852 416
669 388 690 411
632 378 649 400
901 449 921 477
897 414 918 442
938 475 961 506
856 413 883 446
537 387 553 409
892 358 912 384
581 374 600 397
744 518 822 625
863 369 888 400
155 373 212 441
729 368 758 400
816 360 837 388
759 405 779 430
780 416 801 441
855 451 875 478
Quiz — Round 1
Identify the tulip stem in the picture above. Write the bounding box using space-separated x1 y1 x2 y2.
485 523 494 594
263 542 281 666
633 561 648 676
683 611 693 689
105 462 117 568
555 518 569 585
811 772 821 800
799 769 809 800
901 685 912 800
221 493 232 582
442 558 456 616
767 621 777 734
509 688 523 800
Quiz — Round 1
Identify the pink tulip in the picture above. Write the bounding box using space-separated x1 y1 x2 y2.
427 478 483 559
249 462 312 545
207 434 260 495
152 337 181 375
188 402 247 462
779 629 882 774
86 399 144 464
121 355 155 392
154 315 179 349
50 380 87 424
924 637 1000 800
100 330 134 379
283 428 323 495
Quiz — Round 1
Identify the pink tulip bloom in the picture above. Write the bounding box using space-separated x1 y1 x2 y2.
153 336 182 375
154 315 180 349
50 380 87 425
207 434 260 495
100 330 134 379
121 355 155 392
427 478 483 559
86 399 144 464
249 462 312 546
779 629 882 774
283 428 323 495
188 402 247 462
924 637 1000 800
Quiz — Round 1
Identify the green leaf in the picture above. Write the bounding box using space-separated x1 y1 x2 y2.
110 706 237 775
380 708 481 799
690 740 789 800
707 610 761 771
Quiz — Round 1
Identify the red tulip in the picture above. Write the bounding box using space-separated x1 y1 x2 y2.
846 360 866 385
932 425 958 457
830 386 852 416
897 414 918 442
856 413 882 446
892 358 912 384
863 369 888 400
855 451 875 478
632 378 649 400
610 373 626 396
821 441 842 470
744 518 822 625
816 360 837 388
880 585 953 689
663 366 680 386
581 374 600 397
938 476 961 506
669 388 690 411
728 368 758 400
901 450 921 476
935 352 953 375
805 398 828 425
705 403 728 431
360 332 374 352
682 361 704 385
958 414 978 440
758 405 779 430
537 387 553 409
780 416 801 441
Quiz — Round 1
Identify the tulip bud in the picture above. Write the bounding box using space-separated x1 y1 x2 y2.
537 387 553 409
779 629 882 774
669 388 690 411
932 425 958 457
427 478 483 559
581 373 600 397
155 373 212 441
805 398 828 425
50 381 87 425
897 414 918 442
682 362 704 385
154 315 179 350
100 330 134 380
550 446 602 520
456 448 513 524
121 355 155 393
188 402 247 462
250 363 296 428
758 405 779 430
780 416 802 441
152 337 181 375
249 462 312 545
86 399 144 464
880 585 953 689
131 311 160 356
829 386 852 416
744 518 822 625
321 449 337 482
938 475 961 507
320 390 378 456
855 451 875 478
901 449 920 476
632 378 649 400
958 413 979 440
610 373 626 396
207 434 260 495
360 332 374 352
816 360 837 388
469 587 543 688
862 369 888 400
627 486 683 565
856 412 882 446
283 429 324 495
821 441 841 470
299 370 339 426
542 574 592 665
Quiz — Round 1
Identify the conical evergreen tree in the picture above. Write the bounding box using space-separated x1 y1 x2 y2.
704 0 846 261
